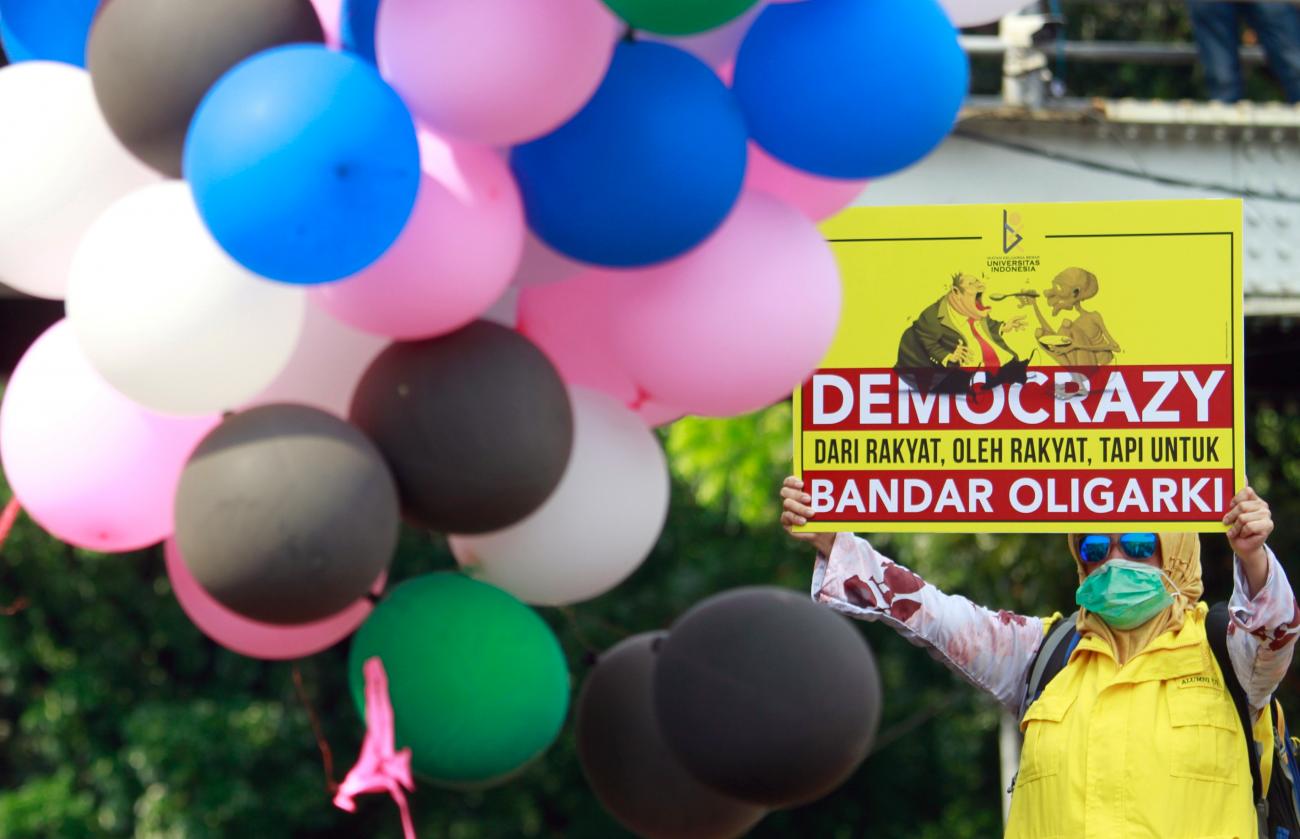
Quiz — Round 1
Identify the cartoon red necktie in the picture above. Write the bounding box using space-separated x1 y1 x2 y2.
966 317 1001 371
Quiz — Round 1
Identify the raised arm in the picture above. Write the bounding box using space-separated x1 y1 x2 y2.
1222 487 1299 713
781 478 1049 713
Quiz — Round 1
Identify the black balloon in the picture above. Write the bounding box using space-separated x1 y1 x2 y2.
349 320 574 534
653 587 881 808
576 633 766 839
174 404 398 625
87 0 324 176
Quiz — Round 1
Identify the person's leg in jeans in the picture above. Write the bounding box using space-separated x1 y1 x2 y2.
1242 1 1300 102
1188 0 1245 101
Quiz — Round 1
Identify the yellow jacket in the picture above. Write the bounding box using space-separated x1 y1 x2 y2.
1007 603 1257 839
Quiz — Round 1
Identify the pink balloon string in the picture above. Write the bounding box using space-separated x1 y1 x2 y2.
0 498 29 617
291 666 338 793
0 497 20 551
334 657 417 839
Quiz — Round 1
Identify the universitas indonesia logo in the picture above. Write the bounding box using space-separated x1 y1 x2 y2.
1003 209 1023 253
987 208 1039 273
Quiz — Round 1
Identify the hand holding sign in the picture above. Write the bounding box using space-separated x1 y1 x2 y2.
780 476 834 556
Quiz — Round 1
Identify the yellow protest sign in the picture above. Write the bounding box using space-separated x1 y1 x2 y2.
793 199 1244 533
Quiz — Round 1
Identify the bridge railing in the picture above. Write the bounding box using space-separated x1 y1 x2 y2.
968 1 1294 107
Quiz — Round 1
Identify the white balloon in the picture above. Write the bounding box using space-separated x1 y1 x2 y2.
512 231 587 289
243 300 389 418
450 388 669 606
0 62 158 300
939 0 1026 28
66 182 307 416
482 286 519 328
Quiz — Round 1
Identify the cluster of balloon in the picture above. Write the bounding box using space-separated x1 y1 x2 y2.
0 0 966 828
576 588 882 836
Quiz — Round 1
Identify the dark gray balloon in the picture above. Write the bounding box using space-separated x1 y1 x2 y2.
174 404 398 625
577 632 767 839
349 320 574 535
87 0 324 176
653 587 881 808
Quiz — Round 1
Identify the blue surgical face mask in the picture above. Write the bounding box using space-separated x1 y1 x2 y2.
1075 558 1177 630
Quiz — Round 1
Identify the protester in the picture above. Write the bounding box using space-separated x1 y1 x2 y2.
781 476 1299 837
1187 0 1300 103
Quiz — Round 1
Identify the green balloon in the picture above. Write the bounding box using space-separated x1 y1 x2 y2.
348 573 571 786
602 0 762 35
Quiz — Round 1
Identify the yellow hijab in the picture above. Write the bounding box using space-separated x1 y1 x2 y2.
1067 532 1203 665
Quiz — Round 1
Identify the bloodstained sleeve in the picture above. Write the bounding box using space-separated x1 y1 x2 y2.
811 532 1048 713
1226 546 1300 714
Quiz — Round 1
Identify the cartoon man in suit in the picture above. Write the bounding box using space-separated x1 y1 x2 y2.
896 273 1027 383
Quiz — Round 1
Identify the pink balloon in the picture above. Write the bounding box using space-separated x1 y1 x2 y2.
0 321 218 552
244 300 389 417
313 133 524 340
376 0 619 145
518 273 682 427
608 192 841 417
309 0 343 48
637 399 686 427
745 142 868 221
165 539 382 660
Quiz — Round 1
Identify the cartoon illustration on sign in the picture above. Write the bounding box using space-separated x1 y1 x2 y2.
894 272 1030 393
1021 267 1123 366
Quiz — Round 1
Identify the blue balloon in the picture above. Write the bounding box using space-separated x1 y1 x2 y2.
184 45 420 285
733 0 968 180
0 16 25 64
340 0 378 64
0 0 100 66
510 41 747 268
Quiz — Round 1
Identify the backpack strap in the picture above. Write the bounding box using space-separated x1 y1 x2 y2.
1020 610 1081 723
1206 600 1268 830
1274 701 1300 832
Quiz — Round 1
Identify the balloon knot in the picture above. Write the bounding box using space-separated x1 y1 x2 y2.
334 657 418 839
